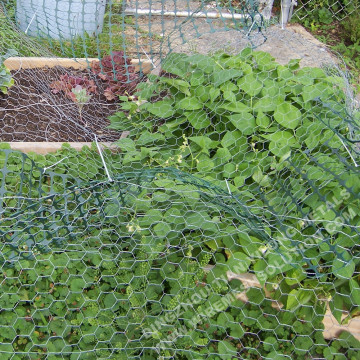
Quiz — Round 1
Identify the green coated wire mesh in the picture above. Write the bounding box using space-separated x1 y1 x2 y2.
0 0 360 359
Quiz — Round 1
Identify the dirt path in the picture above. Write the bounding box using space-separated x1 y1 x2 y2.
123 0 336 69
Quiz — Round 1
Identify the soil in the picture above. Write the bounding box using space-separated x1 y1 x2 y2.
0 66 124 142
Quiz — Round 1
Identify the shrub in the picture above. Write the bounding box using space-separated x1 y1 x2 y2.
0 49 16 95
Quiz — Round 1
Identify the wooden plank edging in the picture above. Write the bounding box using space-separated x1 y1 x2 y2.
4 57 153 74
8 142 118 155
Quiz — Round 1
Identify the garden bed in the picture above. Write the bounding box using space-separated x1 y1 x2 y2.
0 57 152 153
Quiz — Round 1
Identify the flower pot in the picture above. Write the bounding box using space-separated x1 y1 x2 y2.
16 0 106 40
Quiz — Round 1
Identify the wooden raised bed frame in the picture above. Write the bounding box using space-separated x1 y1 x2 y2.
3 56 152 153
3 56 360 343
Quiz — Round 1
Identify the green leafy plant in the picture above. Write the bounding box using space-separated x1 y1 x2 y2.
342 12 360 44
294 0 357 25
1 47 360 357
72 84 92 121
0 49 16 94
110 49 360 324
0 132 359 358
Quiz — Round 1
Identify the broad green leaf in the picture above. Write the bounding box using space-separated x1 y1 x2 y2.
284 268 307 286
277 65 294 80
266 253 293 275
349 279 360 305
329 293 344 324
161 53 189 77
223 163 236 178
229 323 244 338
209 87 221 102
247 288 265 305
217 312 231 327
286 289 313 310
197 157 215 173
256 111 270 128
302 82 330 102
189 70 205 86
254 260 268 285
221 130 246 148
153 222 172 238
137 131 165 145
142 100 175 118
189 136 218 150
159 77 191 96
252 167 270 187
261 131 299 157
188 53 219 73
223 90 237 102
70 278 86 292
295 67 326 85
116 138 136 151
274 103 301 129
253 96 278 112
228 113 256 135
332 252 355 279
214 147 232 163
218 340 237 358
287 58 301 70
261 79 285 97
252 51 276 67
185 211 217 232
176 97 203 110
193 85 211 102
226 252 251 273
212 69 243 87
104 293 116 308
221 102 251 113
185 110 210 129
161 116 187 130
139 209 163 227
220 81 238 92
238 74 263 96
267 352 293 360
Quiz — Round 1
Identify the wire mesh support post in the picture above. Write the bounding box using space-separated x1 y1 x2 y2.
94 135 113 182
280 0 297 28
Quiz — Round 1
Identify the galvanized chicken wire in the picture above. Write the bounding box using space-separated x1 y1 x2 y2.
0 1 360 359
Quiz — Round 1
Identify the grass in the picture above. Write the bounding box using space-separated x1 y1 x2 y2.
295 15 360 92
0 0 131 59
0 5 47 57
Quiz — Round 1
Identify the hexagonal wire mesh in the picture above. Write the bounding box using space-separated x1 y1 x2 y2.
0 0 360 359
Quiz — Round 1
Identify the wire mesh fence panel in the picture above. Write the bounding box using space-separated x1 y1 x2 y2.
0 0 360 359
292 0 360 23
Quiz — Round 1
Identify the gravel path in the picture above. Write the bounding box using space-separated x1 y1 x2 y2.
124 0 336 69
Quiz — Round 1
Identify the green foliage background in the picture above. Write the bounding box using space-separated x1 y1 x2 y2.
1 49 360 358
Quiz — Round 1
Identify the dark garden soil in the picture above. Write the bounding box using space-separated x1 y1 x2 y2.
0 66 124 142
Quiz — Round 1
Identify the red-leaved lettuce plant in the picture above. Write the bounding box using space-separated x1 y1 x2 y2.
91 51 143 101
50 74 97 102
